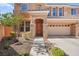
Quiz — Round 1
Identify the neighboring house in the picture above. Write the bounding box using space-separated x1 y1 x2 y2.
1 3 79 40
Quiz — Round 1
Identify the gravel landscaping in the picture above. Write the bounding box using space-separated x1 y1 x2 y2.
0 37 33 56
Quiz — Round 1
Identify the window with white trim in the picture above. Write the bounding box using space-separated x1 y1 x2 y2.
48 8 51 16
20 3 28 11
59 8 63 16
20 21 30 32
71 8 77 16
53 8 57 16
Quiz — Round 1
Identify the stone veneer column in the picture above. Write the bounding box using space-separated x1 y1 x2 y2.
30 18 35 40
75 24 79 38
70 24 75 36
43 17 48 42
30 23 35 40
57 7 59 16
43 24 48 42
50 7 53 16
77 8 79 16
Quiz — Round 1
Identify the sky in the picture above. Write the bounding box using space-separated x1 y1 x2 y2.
0 3 14 14
0 3 79 14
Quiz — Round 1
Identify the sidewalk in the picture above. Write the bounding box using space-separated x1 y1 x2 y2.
30 37 49 56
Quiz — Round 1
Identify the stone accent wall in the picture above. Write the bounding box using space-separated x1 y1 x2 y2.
70 24 76 36
75 24 79 38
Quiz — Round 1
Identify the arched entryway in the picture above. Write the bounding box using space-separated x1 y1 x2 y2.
35 19 43 36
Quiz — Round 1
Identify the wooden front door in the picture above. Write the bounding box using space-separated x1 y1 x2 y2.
35 19 43 36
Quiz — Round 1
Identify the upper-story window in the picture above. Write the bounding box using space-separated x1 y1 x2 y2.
71 8 77 16
20 3 28 11
59 8 63 16
48 8 51 16
53 8 57 16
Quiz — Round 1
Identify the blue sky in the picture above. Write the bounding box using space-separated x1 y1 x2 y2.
0 3 14 14
0 3 79 14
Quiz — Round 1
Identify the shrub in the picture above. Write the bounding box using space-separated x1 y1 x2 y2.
3 41 10 49
5 36 12 40
19 52 29 56
10 31 16 37
50 47 65 56
23 31 32 40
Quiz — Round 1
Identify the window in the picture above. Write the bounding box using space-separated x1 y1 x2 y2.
20 21 24 32
59 8 63 16
53 8 57 16
20 21 30 32
71 8 76 16
20 3 28 11
48 8 51 16
25 22 30 31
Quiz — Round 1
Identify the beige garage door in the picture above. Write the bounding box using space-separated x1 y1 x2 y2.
48 24 71 36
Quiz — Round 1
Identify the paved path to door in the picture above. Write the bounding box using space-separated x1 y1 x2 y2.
48 37 79 56
30 37 49 56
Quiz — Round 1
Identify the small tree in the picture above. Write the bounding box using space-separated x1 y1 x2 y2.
12 15 22 37
0 13 22 37
1 13 13 27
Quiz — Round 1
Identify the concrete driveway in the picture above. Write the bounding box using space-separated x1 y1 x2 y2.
48 37 79 56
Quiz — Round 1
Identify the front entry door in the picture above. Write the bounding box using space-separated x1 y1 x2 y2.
35 19 43 36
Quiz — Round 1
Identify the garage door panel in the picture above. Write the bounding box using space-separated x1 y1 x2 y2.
48 25 71 36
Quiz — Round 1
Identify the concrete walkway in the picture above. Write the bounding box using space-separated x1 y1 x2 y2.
30 37 49 56
48 37 79 56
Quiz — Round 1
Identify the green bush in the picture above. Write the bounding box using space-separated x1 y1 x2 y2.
50 47 65 56
3 41 10 49
10 31 16 37
23 31 32 40
19 52 29 56
5 36 12 40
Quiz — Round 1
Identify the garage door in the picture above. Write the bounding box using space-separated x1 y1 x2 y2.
48 24 71 36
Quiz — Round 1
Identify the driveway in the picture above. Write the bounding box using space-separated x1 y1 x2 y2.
48 37 79 56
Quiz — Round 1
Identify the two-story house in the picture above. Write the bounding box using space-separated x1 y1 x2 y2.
13 3 79 41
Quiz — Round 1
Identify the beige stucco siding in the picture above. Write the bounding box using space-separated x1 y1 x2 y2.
47 18 78 24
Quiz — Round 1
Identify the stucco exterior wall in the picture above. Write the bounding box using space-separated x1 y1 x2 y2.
13 3 79 39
